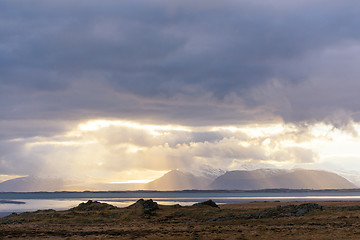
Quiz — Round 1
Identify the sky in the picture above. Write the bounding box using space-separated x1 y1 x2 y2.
2 0 360 186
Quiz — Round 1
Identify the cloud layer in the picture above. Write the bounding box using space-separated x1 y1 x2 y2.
2 0 360 182
2 0 360 126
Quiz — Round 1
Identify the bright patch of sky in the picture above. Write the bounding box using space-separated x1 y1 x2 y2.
3 119 359 184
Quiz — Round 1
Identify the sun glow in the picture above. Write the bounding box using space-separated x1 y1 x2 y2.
26 140 97 148
212 123 285 137
13 117 360 187
116 143 145 153
109 180 152 184
78 119 191 135
107 170 169 184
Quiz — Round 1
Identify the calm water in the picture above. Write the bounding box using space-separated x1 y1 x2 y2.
1 190 360 217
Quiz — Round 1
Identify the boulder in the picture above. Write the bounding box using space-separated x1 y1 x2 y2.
192 200 218 208
242 203 323 219
129 199 159 214
71 200 117 211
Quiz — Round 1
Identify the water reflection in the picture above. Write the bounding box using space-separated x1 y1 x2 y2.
2 195 360 215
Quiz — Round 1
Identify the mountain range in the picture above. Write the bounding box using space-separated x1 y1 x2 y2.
0 169 357 192
0 176 64 192
145 170 210 190
145 169 356 190
209 169 356 190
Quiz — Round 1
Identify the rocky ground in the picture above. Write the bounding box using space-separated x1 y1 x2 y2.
2 199 360 239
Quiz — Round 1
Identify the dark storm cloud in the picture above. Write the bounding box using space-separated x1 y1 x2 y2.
1 0 360 129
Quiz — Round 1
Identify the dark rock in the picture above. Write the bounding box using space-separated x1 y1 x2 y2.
241 203 323 219
0 200 25 204
298 203 323 211
143 199 159 211
71 200 117 211
334 206 360 211
129 199 159 214
1 219 13 224
193 200 218 208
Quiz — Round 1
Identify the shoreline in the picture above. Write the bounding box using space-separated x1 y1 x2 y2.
2 188 360 194
3 198 360 216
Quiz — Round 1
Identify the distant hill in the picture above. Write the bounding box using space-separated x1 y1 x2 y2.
145 170 209 190
2 169 356 192
210 169 357 190
0 176 64 192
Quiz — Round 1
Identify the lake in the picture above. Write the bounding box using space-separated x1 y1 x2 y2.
1 190 360 217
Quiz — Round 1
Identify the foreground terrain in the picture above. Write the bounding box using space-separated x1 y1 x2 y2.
2 199 360 239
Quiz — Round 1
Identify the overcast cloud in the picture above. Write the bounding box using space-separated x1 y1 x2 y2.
1 0 360 182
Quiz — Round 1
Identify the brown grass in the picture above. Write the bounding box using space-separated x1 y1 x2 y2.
2 200 360 239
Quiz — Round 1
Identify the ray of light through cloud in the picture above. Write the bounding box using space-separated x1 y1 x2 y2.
1 0 360 188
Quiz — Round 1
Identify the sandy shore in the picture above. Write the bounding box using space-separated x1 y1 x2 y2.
1 200 360 239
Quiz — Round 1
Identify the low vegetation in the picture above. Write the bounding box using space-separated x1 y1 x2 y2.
1 199 360 239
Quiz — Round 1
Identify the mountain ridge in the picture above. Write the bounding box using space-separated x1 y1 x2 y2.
0 169 357 191
210 169 357 190
145 170 209 190
143 168 357 191
0 176 64 192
